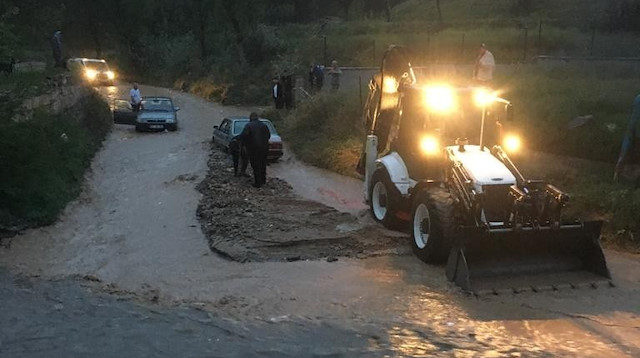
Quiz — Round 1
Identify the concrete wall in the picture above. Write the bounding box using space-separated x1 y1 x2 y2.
13 76 93 122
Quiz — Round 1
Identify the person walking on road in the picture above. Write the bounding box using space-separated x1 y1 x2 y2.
473 43 495 86
130 82 142 111
328 60 342 91
614 94 640 181
239 112 270 188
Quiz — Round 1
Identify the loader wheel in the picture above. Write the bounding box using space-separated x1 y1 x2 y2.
369 169 403 229
411 187 456 264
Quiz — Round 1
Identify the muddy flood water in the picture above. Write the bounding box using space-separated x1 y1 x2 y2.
1 84 639 357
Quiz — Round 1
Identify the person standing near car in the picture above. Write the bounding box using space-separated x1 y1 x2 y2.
130 82 142 111
229 135 249 177
239 112 270 188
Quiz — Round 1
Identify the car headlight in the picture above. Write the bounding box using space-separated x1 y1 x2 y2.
424 86 456 114
106 71 115 80
503 134 521 153
473 88 497 107
85 69 97 79
420 135 440 155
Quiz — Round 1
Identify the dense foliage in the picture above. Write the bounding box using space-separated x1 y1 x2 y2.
4 0 640 104
0 92 112 231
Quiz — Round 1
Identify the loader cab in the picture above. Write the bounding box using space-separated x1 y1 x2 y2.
393 85 446 180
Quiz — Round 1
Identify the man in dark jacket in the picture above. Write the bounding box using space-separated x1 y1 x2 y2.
239 112 271 187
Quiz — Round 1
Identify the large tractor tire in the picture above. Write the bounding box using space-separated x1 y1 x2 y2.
411 186 456 264
369 169 403 229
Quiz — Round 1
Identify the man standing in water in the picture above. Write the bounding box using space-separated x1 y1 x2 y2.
239 112 270 188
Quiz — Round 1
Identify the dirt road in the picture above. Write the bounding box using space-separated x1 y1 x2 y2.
1 85 639 357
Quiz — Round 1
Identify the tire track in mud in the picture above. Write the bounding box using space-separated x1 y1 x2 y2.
197 144 411 262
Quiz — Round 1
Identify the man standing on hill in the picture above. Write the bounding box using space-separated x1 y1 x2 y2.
51 31 64 68
614 94 640 181
239 112 270 188
328 60 342 90
473 43 495 86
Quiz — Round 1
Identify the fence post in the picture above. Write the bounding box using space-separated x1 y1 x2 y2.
590 27 596 57
359 76 363 108
323 36 327 66
461 33 465 64
372 40 376 65
523 26 529 62
537 20 543 56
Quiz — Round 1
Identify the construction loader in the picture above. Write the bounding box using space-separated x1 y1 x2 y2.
362 46 611 293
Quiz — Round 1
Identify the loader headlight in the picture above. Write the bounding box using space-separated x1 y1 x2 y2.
504 134 521 153
473 88 497 107
85 69 97 80
420 136 440 155
106 71 115 80
382 76 398 94
424 86 456 114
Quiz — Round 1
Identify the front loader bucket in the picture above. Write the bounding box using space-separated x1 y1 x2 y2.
445 221 611 293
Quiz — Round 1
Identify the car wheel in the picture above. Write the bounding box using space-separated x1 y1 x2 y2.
135 124 142 132
167 124 178 132
369 169 403 229
411 187 456 264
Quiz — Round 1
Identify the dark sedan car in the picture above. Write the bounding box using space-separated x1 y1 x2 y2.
212 117 283 161
113 97 180 132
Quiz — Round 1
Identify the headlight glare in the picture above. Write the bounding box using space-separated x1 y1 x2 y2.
420 136 440 155
424 86 456 114
474 88 497 107
504 134 521 153
85 69 97 79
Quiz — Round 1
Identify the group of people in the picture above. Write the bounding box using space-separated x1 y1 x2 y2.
308 60 342 92
272 71 294 109
230 113 271 188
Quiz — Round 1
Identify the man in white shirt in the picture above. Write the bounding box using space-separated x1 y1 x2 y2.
130 82 142 111
473 43 495 85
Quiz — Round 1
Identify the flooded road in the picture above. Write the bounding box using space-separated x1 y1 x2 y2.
1 84 639 357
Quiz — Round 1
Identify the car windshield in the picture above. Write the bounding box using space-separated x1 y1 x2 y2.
84 61 109 71
141 99 173 111
233 120 277 135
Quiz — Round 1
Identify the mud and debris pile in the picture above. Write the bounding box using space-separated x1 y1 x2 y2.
197 145 409 262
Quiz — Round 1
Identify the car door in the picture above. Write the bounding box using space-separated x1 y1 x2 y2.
219 120 232 148
113 99 137 125
213 119 229 146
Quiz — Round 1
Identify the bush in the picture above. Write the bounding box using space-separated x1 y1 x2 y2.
276 92 364 176
0 92 111 231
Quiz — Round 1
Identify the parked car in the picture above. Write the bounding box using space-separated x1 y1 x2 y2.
67 58 115 86
212 117 283 161
113 97 180 132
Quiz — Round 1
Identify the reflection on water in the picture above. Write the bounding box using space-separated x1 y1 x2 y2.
385 289 624 357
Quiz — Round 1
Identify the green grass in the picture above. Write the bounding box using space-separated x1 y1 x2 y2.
264 92 364 177
0 92 111 231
